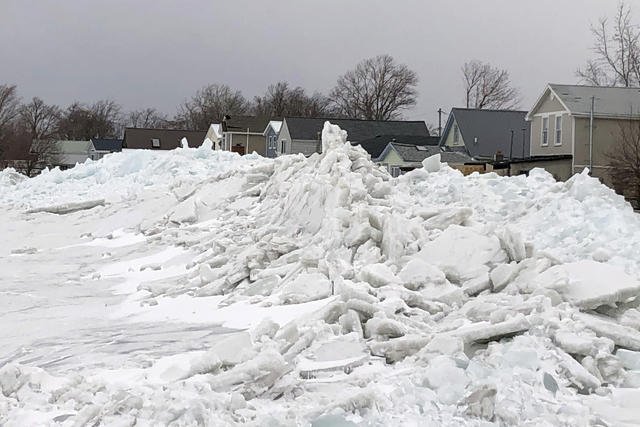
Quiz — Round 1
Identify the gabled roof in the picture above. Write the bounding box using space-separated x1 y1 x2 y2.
91 138 122 152
528 84 640 120
440 108 530 159
382 142 473 164
222 115 272 134
283 117 429 141
263 120 282 136
122 128 207 149
356 134 440 159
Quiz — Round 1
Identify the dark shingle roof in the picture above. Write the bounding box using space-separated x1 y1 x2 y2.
356 135 440 159
441 108 530 159
284 117 429 142
387 143 473 164
91 138 123 152
222 116 273 134
123 128 207 150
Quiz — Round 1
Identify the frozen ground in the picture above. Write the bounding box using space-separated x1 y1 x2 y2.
2 126 640 425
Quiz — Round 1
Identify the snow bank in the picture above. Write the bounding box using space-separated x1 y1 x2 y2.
2 121 640 425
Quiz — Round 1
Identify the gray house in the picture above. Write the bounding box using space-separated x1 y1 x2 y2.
439 108 531 160
277 117 430 156
263 120 282 158
91 138 122 159
526 84 640 185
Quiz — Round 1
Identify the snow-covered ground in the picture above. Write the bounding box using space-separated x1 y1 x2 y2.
2 125 640 425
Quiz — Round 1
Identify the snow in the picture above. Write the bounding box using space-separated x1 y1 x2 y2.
2 121 640 425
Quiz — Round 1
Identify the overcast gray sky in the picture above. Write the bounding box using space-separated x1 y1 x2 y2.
0 0 618 125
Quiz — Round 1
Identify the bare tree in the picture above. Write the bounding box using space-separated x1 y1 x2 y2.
329 54 418 120
253 82 333 117
124 108 169 129
577 2 640 87
607 118 640 208
176 84 249 130
462 60 522 110
57 100 121 140
0 85 20 149
18 97 61 141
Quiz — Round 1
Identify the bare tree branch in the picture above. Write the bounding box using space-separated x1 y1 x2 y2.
176 84 249 130
577 2 640 87
462 60 522 110
329 55 418 120
607 118 640 208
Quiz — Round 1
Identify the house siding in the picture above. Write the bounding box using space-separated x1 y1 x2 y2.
291 139 320 156
277 121 292 155
573 117 630 185
265 127 278 158
442 118 465 149
530 114 573 156
228 132 265 156
379 148 405 168
509 158 573 181
535 92 566 114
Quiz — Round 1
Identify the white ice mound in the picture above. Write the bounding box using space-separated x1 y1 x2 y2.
422 153 441 172
321 121 348 153
4 123 640 426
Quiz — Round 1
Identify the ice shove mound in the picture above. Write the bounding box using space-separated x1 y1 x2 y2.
4 121 640 425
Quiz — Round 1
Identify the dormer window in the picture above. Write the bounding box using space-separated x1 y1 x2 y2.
151 138 160 148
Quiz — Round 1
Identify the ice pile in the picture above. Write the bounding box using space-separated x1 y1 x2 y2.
3 122 640 425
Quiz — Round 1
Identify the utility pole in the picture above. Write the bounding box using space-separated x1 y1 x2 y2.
438 108 443 137
589 96 595 174
509 130 514 160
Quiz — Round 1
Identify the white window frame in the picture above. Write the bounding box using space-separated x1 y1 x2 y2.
151 138 160 148
541 116 549 146
554 115 562 146
280 140 286 155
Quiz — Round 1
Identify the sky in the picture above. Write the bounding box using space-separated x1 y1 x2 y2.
0 0 619 126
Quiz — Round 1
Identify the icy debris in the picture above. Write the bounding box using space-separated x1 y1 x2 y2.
417 225 506 283
422 154 441 173
616 349 640 371
534 260 640 309
576 313 640 351
279 272 332 304
26 198 105 214
461 385 497 421
450 314 530 344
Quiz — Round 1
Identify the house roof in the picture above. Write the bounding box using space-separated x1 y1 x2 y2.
531 84 640 119
283 117 429 141
440 108 530 159
122 128 207 150
356 134 440 159
91 138 122 152
222 115 272 134
383 142 473 164
263 120 282 136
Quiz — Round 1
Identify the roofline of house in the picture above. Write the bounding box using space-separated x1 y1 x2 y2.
450 107 529 114
123 127 208 132
283 116 427 124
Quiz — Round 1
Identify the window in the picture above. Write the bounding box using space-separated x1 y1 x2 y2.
541 117 549 146
280 140 286 154
453 124 460 144
389 166 401 178
151 138 160 148
555 115 562 145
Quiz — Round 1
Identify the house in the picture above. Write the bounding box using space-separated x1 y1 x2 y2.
440 108 531 160
91 138 122 159
122 128 207 150
221 115 272 156
376 142 476 177
205 123 223 149
277 117 430 156
526 84 640 185
356 134 440 160
45 140 98 170
263 121 282 158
